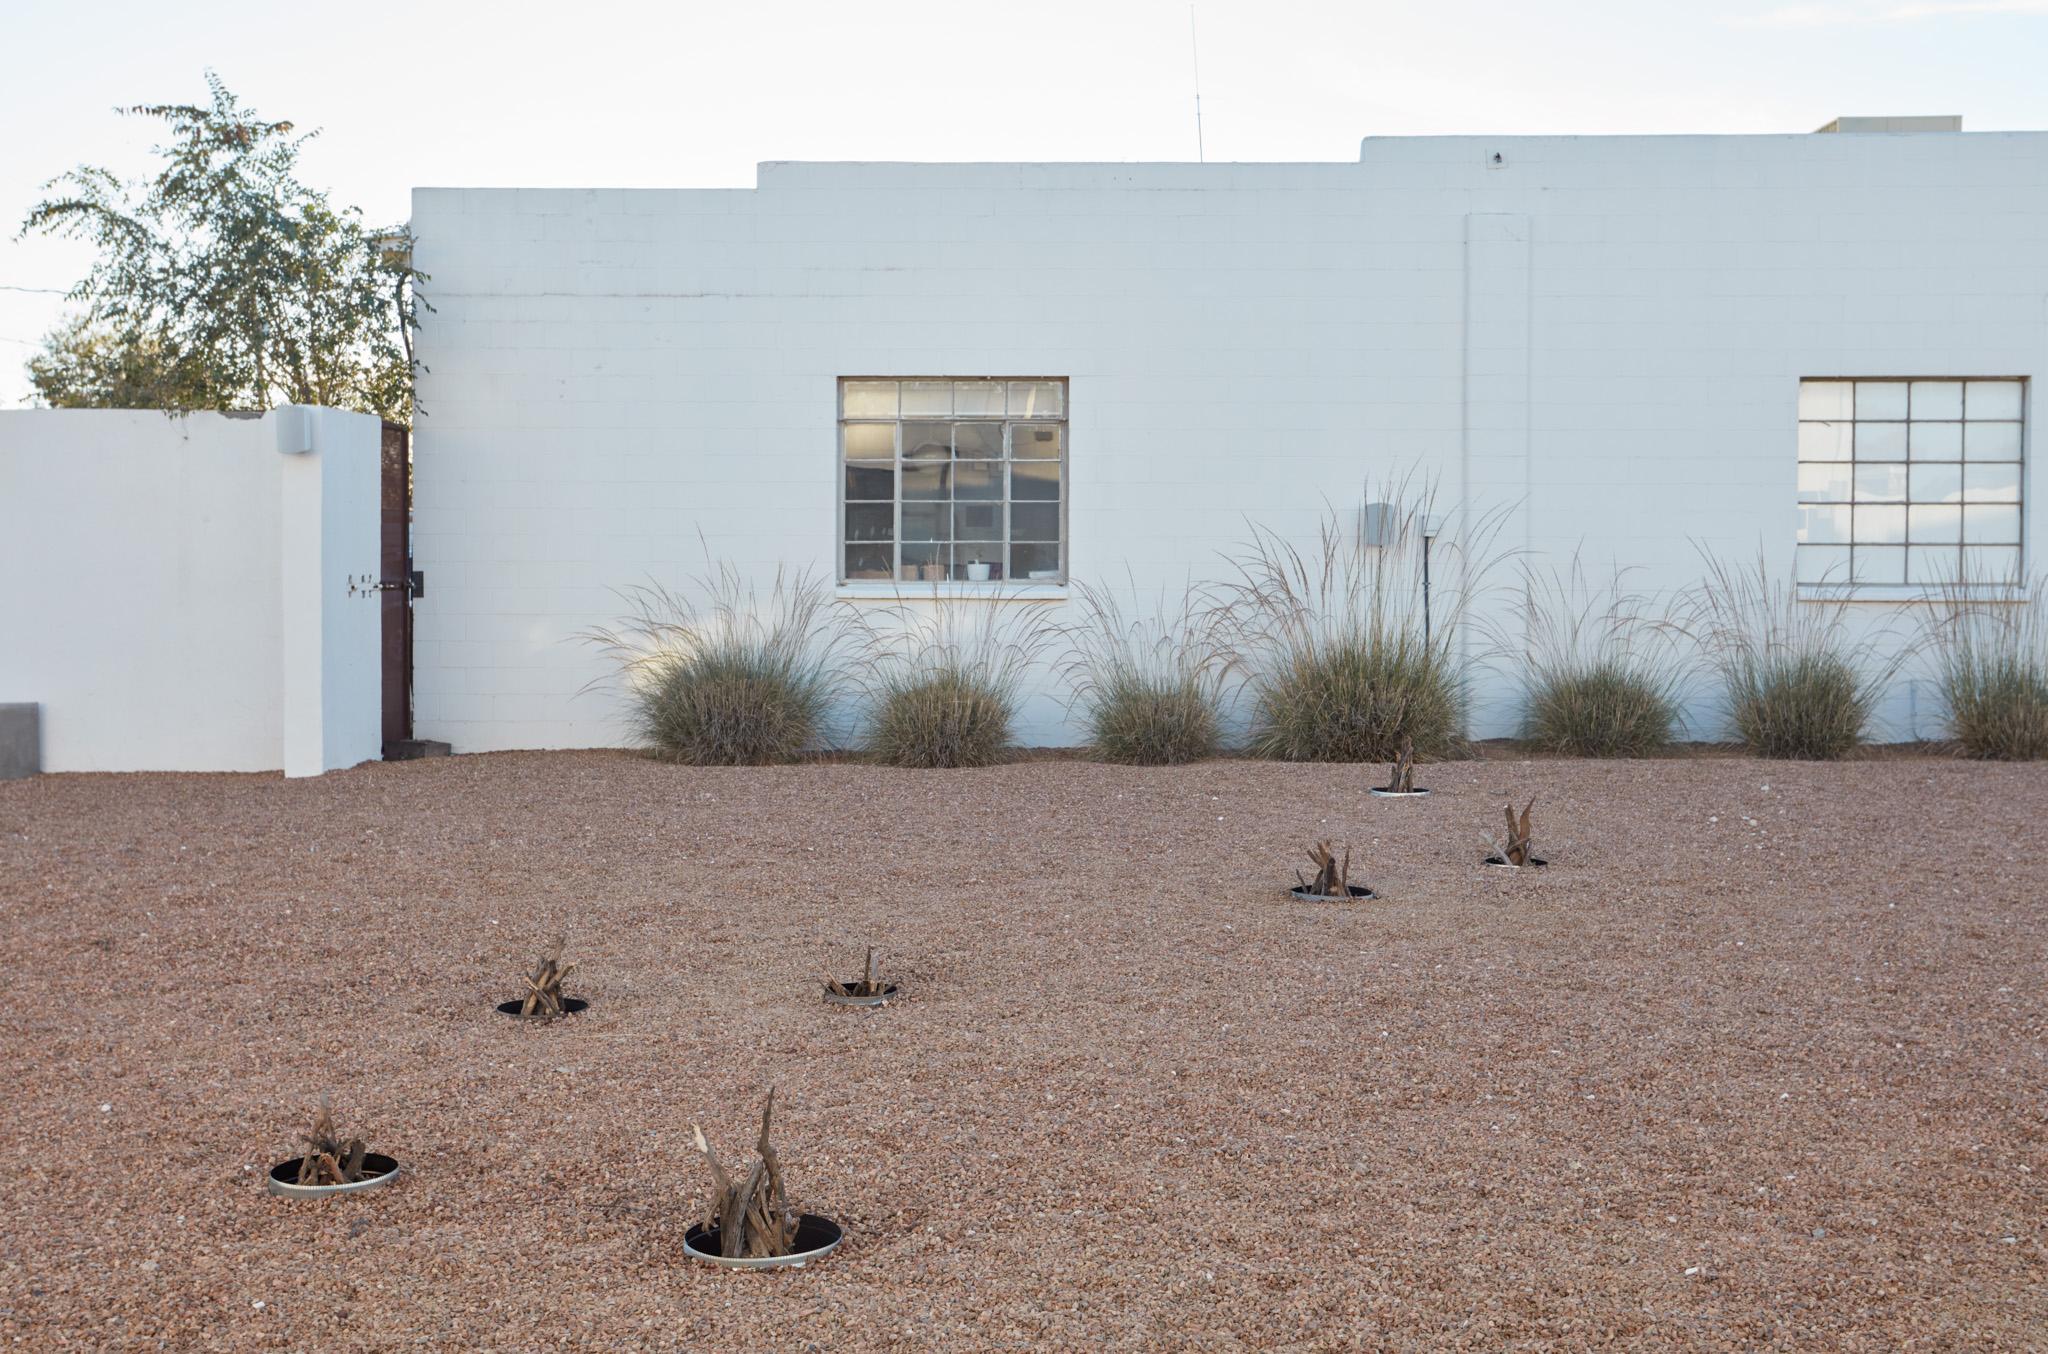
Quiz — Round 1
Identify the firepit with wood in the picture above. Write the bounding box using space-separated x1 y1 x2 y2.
266 1098 400 1199
1290 839 1377 901
497 944 587 1019
682 1089 844 1270
823 946 899 1007
1483 797 1547 868
1370 735 1430 797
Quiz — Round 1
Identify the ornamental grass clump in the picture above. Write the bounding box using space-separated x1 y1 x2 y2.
1504 561 1684 757
1923 570 2048 761
1687 553 1898 760
854 590 1055 768
1218 486 1505 763
1057 579 1224 765
584 565 848 766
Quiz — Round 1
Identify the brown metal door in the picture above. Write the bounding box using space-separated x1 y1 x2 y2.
379 421 413 748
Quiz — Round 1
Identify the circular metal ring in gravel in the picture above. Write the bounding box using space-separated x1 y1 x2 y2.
265 1155 401 1200
495 998 589 1020
1483 857 1548 870
1288 884 1379 902
682 1214 844 1270
1370 788 1430 798
823 983 900 1008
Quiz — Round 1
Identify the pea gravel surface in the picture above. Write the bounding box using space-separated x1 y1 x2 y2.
1 751 2042 1350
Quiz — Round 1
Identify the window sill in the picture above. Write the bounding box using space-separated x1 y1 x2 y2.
1796 583 2028 605
835 581 1068 603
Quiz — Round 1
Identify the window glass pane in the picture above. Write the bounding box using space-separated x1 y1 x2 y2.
1011 459 1060 501
901 503 951 541
1010 543 1063 580
1011 424 1063 460
845 462 895 500
954 381 1005 416
1795 544 1850 584
1910 381 1963 420
1966 422 2021 461
844 503 893 542
1798 381 1852 420
1908 422 1961 459
1007 380 1064 418
1853 505 1906 543
954 503 1001 538
842 381 897 417
900 542 950 582
952 461 1002 501
1855 423 1906 459
1962 462 2021 503
1907 546 1960 586
1797 422 1851 461
902 463 948 500
955 545 1003 581
1798 504 1850 544
1907 504 1961 543
1966 381 2023 421
844 543 893 580
1855 381 1908 420
1852 464 1906 502
1852 545 1906 584
1011 502 1060 540
843 422 895 460
1960 545 2022 582
901 381 953 417
1908 463 1961 503
1797 463 1851 502
953 422 1003 459
1963 504 2020 543
902 423 952 462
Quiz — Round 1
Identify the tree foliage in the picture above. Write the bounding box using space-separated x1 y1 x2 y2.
19 73 424 421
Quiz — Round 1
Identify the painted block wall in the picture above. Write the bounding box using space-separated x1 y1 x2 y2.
0 408 384 774
410 130 2048 751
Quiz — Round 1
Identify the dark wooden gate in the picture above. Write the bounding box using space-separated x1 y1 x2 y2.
380 421 413 750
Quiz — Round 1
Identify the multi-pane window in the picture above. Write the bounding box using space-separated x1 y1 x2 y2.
839 378 1066 584
1797 379 2024 587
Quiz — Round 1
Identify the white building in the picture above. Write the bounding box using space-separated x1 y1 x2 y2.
408 118 2043 751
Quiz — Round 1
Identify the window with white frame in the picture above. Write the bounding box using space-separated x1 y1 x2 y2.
1797 378 2024 588
839 378 1067 585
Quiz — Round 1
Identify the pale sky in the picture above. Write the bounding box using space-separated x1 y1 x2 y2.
4 0 2045 407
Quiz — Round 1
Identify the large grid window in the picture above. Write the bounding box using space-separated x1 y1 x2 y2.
840 378 1066 585
1797 378 2025 587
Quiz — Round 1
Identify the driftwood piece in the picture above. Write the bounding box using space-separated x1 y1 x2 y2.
824 947 887 999
1486 796 1539 866
519 942 576 1019
1296 840 1353 897
690 1089 800 1258
1384 735 1416 793
295 1097 373 1186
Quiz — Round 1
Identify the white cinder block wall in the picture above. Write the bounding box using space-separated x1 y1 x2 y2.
410 129 2047 751
0 408 384 774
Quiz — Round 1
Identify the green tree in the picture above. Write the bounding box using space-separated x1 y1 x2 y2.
19 73 424 421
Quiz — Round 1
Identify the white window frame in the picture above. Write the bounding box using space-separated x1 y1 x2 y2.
1795 377 2026 600
837 378 1068 594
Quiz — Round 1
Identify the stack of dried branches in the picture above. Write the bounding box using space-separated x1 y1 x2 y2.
296 1098 371 1186
1297 840 1354 897
824 947 887 1000
690 1089 799 1259
1488 797 1539 866
519 943 576 1019
1383 735 1418 792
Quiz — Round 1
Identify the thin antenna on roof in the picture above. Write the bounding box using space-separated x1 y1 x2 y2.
1189 4 1206 163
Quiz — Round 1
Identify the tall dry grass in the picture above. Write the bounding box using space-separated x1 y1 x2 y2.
851 589 1058 768
1498 560 1684 757
1921 568 2048 760
1057 577 1224 765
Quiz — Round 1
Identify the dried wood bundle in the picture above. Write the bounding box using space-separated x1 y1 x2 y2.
690 1089 799 1259
1297 840 1353 897
296 1097 371 1186
519 943 577 1019
1384 735 1417 792
824 947 888 1000
1487 797 1539 867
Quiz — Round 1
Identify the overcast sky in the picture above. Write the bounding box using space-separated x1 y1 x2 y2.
4 0 2045 406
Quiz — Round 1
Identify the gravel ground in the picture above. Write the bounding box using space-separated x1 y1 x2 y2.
1 751 2042 1350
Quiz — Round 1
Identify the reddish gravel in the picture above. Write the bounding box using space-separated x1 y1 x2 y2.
1 751 2042 1349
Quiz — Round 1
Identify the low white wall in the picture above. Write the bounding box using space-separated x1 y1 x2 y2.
0 408 383 774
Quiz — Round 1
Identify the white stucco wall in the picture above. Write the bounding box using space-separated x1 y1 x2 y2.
0 407 384 774
410 129 2047 751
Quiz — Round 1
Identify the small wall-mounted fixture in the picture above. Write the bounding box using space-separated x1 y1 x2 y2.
1361 501 1398 547
1486 150 1506 169
274 406 314 456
